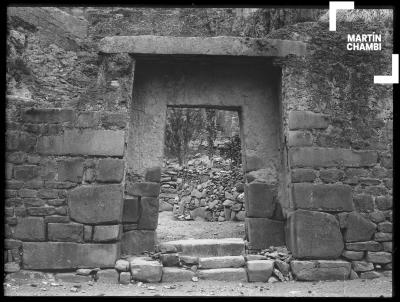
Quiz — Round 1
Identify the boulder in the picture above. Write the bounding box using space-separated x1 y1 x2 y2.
291 260 351 281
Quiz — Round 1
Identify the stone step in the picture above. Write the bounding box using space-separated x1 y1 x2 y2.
197 268 248 281
198 256 245 269
158 238 245 257
161 267 195 282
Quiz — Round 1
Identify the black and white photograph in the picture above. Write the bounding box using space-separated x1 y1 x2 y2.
4 2 396 297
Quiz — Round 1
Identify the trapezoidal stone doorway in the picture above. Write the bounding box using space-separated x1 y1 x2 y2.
121 56 286 254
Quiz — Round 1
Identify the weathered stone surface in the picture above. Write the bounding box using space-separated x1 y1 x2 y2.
341 250 364 261
246 260 274 282
14 165 40 181
97 158 124 183
130 258 162 282
288 131 313 146
382 242 392 252
127 182 160 197
5 262 20 273
97 269 119 283
246 218 285 249
198 268 248 281
179 255 198 265
22 108 75 123
159 200 173 212
119 272 131 284
286 210 344 259
366 252 392 264
288 111 329 130
349 270 359 280
37 130 125 156
353 194 374 212
160 253 179 267
6 131 36 152
368 211 386 223
275 260 290 276
319 169 344 183
83 225 92 242
374 232 392 242
162 267 195 282
14 217 45 241
48 222 83 242
292 183 353 212
68 184 123 224
159 238 245 257
55 273 91 283
123 224 138 232
115 259 130 272
145 167 162 182
101 112 128 129
377 222 392 233
245 255 267 261
93 225 121 242
291 169 316 183
122 197 139 223
121 230 156 255
352 261 374 272
290 147 378 168
360 271 381 279
345 241 382 252
5 239 23 249
138 197 159 230
245 182 276 218
198 256 245 269
23 242 119 269
291 260 351 281
57 158 84 183
339 212 376 242
99 35 307 57
375 196 392 210
76 111 100 128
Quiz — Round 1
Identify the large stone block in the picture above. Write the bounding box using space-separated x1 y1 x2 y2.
126 182 160 197
352 261 374 272
339 212 376 242
14 165 40 181
198 268 248 281
365 252 392 264
246 260 274 282
345 241 382 252
6 131 36 152
37 130 124 156
288 131 313 146
122 197 140 223
57 158 84 183
288 111 329 130
291 169 316 183
76 111 100 128
353 194 374 212
291 260 351 281
138 197 159 230
289 147 378 168
22 108 75 124
286 210 344 259
93 225 122 242
68 184 123 224
121 230 156 255
77 243 120 268
14 217 45 241
245 218 285 249
145 167 162 182
245 182 276 218
292 183 354 212
130 258 162 282
161 267 195 282
198 256 245 269
48 222 83 242
97 158 124 183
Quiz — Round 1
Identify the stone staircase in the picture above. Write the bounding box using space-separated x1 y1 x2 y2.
158 238 248 282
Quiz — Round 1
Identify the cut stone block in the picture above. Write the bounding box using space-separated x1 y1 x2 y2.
286 209 344 259
14 165 40 181
97 158 124 183
342 250 364 261
22 242 119 269
245 182 276 218
198 268 248 281
126 182 160 197
76 111 100 128
122 197 139 223
292 183 354 212
145 167 162 182
160 253 180 267
345 241 382 252
374 232 392 242
360 271 381 279
121 230 156 255
365 252 392 264
138 197 159 230
37 130 124 156
119 272 131 284
288 111 329 130
115 259 130 272
198 256 245 269
289 147 377 168
246 218 285 249
55 273 91 283
84 225 92 242
291 169 316 183
97 269 119 283
159 238 245 257
14 217 45 241
130 258 162 282
57 158 84 183
179 255 198 265
48 222 84 243
93 225 121 242
291 260 351 281
22 108 75 124
339 212 376 242
288 130 313 146
68 184 123 224
246 260 274 282
352 261 374 272
162 267 195 282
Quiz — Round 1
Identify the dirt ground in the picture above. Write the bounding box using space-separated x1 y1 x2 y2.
156 211 245 242
4 277 392 297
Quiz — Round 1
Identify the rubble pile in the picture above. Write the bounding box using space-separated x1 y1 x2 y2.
159 153 245 222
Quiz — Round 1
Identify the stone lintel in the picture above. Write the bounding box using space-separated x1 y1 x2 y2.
98 35 306 57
